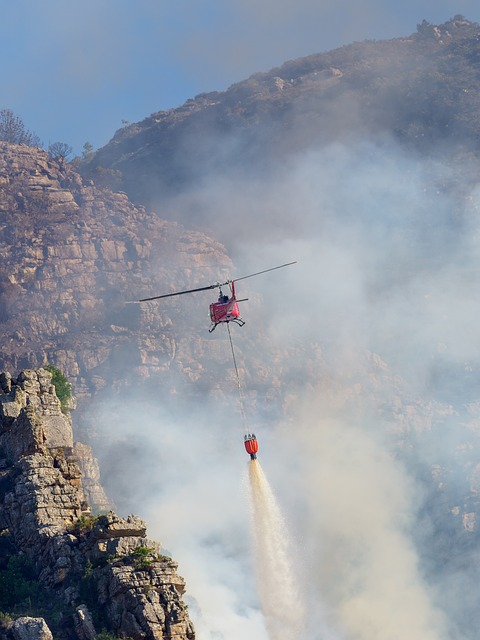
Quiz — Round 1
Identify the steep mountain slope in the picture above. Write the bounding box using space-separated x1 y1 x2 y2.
3 18 480 638
83 16 480 211
78 18 480 637
0 142 233 404
0 142 358 422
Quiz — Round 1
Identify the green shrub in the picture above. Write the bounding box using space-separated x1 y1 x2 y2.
130 546 155 569
67 515 99 536
97 631 126 640
0 611 13 624
44 365 72 414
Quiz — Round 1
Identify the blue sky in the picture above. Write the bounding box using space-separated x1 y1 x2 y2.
1 0 479 155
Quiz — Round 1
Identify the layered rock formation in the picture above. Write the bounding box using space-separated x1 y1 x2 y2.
0 142 233 406
0 369 195 640
0 141 315 434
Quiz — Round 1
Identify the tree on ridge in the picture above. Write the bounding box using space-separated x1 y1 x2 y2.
0 108 41 147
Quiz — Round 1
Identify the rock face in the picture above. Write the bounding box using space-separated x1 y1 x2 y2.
72 441 113 513
0 141 310 438
0 141 233 407
0 369 195 640
0 369 73 457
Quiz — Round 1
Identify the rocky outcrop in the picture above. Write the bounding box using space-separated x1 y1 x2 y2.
12 618 53 640
0 142 233 409
72 442 113 513
0 369 195 640
0 142 315 443
0 369 73 457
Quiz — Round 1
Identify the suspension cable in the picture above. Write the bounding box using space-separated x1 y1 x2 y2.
227 322 248 432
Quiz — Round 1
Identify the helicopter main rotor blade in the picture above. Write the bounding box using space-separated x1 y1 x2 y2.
136 261 296 302
139 282 223 302
232 261 297 283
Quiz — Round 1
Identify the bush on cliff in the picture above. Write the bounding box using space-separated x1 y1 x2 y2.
44 365 72 414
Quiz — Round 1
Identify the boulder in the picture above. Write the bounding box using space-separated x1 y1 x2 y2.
73 605 97 640
12 618 53 640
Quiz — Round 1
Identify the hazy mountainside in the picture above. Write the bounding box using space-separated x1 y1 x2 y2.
0 142 381 419
0 142 454 421
0 142 235 406
3 140 480 636
83 16 480 219
79 17 480 638
3 16 480 639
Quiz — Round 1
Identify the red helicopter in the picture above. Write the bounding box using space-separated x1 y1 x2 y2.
137 261 296 460
138 261 296 333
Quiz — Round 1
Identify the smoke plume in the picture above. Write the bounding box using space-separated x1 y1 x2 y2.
90 123 480 638
289 398 449 640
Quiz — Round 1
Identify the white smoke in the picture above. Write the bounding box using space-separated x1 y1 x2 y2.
92 397 271 640
289 399 449 640
86 131 480 639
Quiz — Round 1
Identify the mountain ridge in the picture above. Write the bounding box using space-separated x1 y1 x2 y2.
82 16 480 212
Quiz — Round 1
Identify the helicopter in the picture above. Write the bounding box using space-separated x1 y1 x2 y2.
137 261 296 332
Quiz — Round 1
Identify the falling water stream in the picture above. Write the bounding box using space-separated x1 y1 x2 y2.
248 459 305 639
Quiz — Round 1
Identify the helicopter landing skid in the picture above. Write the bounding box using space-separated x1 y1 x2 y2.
209 318 245 333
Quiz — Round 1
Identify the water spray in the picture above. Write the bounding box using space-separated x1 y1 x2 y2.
248 460 305 639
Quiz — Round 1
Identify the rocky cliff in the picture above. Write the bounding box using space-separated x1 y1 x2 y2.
0 368 194 640
0 141 235 406
0 141 320 433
